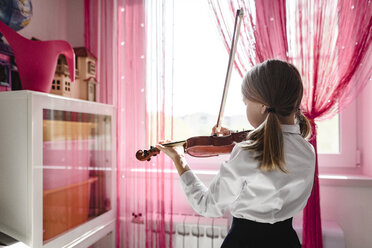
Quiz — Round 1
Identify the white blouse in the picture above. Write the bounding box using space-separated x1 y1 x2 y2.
180 124 315 224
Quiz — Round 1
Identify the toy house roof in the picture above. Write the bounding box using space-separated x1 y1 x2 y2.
84 76 98 83
74 47 97 59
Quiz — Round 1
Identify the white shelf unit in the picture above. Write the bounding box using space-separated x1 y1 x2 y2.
0 91 116 248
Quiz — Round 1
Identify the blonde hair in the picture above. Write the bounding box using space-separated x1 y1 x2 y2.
241 59 311 173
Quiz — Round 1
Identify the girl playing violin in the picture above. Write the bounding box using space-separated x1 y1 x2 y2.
156 59 315 248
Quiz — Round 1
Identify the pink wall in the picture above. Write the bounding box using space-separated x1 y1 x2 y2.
19 0 68 41
357 80 372 176
18 0 84 45
66 0 85 47
318 181 372 248
298 84 372 248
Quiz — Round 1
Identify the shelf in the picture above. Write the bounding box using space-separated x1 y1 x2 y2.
0 90 117 247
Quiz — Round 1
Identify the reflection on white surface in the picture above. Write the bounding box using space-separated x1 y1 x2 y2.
319 175 348 180
319 174 372 181
0 243 29 248
130 168 218 175
130 170 372 180
63 224 106 248
130 169 372 182
42 165 112 171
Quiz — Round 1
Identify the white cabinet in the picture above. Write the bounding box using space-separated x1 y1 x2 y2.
0 91 116 247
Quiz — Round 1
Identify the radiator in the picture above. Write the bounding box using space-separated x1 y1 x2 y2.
121 214 229 248
173 215 229 248
172 216 346 248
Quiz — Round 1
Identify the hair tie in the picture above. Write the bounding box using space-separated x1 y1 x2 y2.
267 107 276 113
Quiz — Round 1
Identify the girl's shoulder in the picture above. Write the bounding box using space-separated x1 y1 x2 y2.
228 141 259 167
233 140 257 153
287 135 316 158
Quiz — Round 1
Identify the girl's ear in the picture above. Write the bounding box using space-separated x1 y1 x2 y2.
260 105 267 115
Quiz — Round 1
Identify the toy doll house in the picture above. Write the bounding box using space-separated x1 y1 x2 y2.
73 47 97 101
84 76 97 101
50 47 97 101
50 55 72 97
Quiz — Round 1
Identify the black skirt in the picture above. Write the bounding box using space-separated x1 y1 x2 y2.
220 217 301 248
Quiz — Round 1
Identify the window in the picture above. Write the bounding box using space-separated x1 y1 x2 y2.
317 100 357 168
317 114 339 153
169 0 356 168
172 0 247 142
88 61 96 75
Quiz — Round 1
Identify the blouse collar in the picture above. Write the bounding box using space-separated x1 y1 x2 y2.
281 124 301 134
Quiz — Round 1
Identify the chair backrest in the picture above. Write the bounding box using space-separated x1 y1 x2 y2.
0 20 75 93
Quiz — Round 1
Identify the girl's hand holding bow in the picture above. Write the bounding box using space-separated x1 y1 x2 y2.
211 125 231 136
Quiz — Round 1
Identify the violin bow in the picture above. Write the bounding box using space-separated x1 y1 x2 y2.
215 8 244 133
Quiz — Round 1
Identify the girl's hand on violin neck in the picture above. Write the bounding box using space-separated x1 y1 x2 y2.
156 140 189 176
211 125 231 136
156 140 185 161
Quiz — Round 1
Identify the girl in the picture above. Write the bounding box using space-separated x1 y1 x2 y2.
156 59 315 248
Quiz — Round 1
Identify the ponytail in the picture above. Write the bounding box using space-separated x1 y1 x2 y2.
244 111 287 173
262 112 286 172
296 109 312 139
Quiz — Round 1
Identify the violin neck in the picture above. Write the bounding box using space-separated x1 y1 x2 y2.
162 140 186 147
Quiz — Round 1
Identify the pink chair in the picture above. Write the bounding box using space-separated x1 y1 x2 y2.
0 20 75 93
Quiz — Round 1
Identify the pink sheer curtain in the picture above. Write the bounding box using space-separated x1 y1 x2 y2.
85 0 119 246
84 0 117 105
86 0 174 247
208 0 372 248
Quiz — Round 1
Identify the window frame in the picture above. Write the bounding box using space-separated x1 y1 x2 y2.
317 98 357 169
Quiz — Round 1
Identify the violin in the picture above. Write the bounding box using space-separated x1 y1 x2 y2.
136 8 245 162
136 130 250 161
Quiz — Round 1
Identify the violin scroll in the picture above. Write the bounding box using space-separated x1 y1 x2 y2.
135 146 160 161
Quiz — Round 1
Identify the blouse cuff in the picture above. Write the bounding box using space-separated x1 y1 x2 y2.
180 170 198 187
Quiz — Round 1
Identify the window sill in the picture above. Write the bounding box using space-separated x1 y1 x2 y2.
319 174 372 187
195 170 372 187
319 173 372 187
129 168 372 187
192 170 372 187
